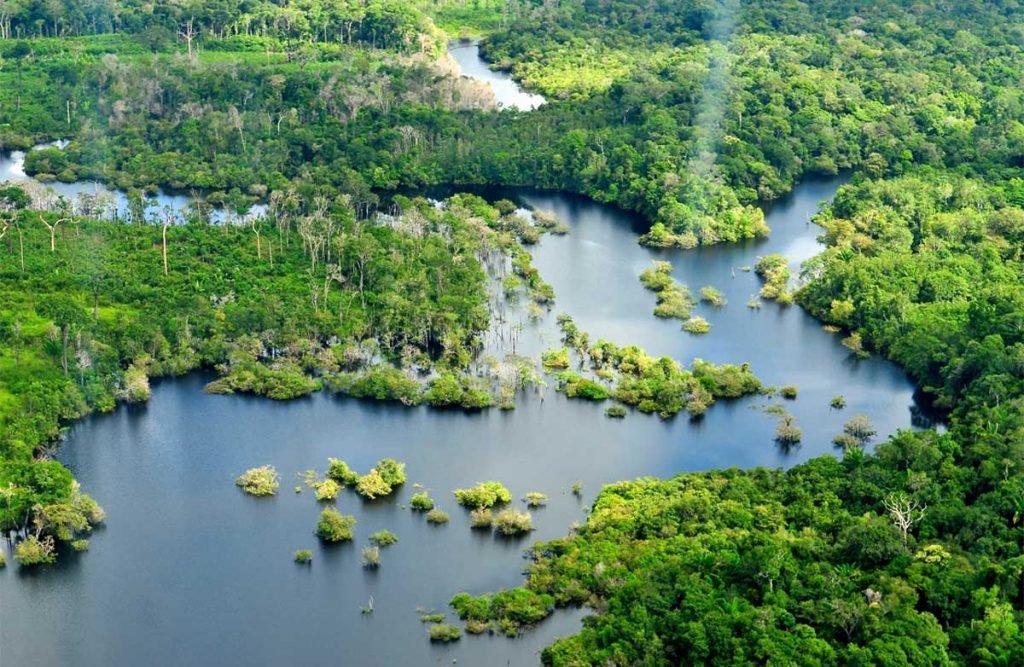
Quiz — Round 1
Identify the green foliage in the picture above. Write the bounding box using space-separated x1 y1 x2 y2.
681 316 711 335
374 458 406 488
314 478 341 502
355 469 393 500
523 492 547 508
235 466 279 497
494 508 533 536
554 373 609 401
780 385 799 399
756 255 791 301
409 492 434 511
469 508 493 528
369 530 397 547
14 535 56 566
450 589 554 636
453 481 512 508
604 405 627 418
699 286 726 306
325 459 359 487
315 508 355 543
831 395 847 410
293 549 312 564
639 261 694 320
419 612 445 623
427 623 461 643
425 508 449 524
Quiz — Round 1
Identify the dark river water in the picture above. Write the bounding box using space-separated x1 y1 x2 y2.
0 49 927 667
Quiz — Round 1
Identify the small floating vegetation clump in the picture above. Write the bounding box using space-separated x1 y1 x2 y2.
314 478 342 501
428 624 462 643
831 395 847 409
682 316 711 334
605 405 627 418
355 458 406 499
369 530 398 547
409 492 435 511
780 385 799 399
426 508 450 524
700 286 727 306
294 549 313 564
424 373 495 410
470 508 493 528
236 465 280 496
747 295 763 309
362 546 382 569
14 536 57 566
454 481 512 508
571 480 584 497
494 509 534 536
542 348 570 369
326 458 359 486
639 261 695 320
755 254 791 301
833 415 877 451
523 492 547 508
315 508 356 543
774 414 803 446
420 613 446 623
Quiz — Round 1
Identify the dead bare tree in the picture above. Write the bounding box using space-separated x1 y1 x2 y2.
882 493 926 547
38 213 68 252
178 18 198 61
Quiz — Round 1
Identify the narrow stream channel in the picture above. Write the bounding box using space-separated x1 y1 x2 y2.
0 47 927 667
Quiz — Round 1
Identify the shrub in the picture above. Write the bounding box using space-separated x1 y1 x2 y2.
557 373 609 400
682 316 711 334
428 624 462 642
542 348 570 369
71 539 90 552
454 481 512 508
843 414 877 445
315 478 341 501
356 469 394 499
494 509 533 535
236 465 279 496
523 492 547 508
470 508 493 528
700 286 727 306
362 546 381 568
426 508 449 524
326 458 359 486
780 385 799 399
410 492 434 511
294 549 313 564
316 508 356 542
420 613 446 623
14 536 56 566
571 480 583 497
369 530 398 547
0 552 5 567
375 458 407 487
774 415 803 446
831 395 847 409
605 405 627 418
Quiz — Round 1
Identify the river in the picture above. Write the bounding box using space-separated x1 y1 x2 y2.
0 46 927 667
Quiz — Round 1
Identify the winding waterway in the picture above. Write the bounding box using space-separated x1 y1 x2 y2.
0 48 928 667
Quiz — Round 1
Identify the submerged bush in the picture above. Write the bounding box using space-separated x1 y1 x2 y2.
71 539 90 552
362 546 381 569
326 458 359 486
315 478 342 501
428 623 462 642
682 316 711 334
316 508 356 542
14 536 56 566
700 286 727 306
775 415 803 446
410 492 435 511
420 613 446 623
356 469 394 500
294 549 313 564
236 465 280 496
375 458 407 488
369 530 398 547
523 492 548 508
454 481 512 508
426 508 449 524
605 405 627 418
831 395 847 409
780 385 799 399
494 509 533 536
542 348 570 369
556 373 609 400
470 508 493 528
449 589 555 636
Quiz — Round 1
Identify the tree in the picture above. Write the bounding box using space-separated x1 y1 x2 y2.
36 295 86 376
882 493 926 547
